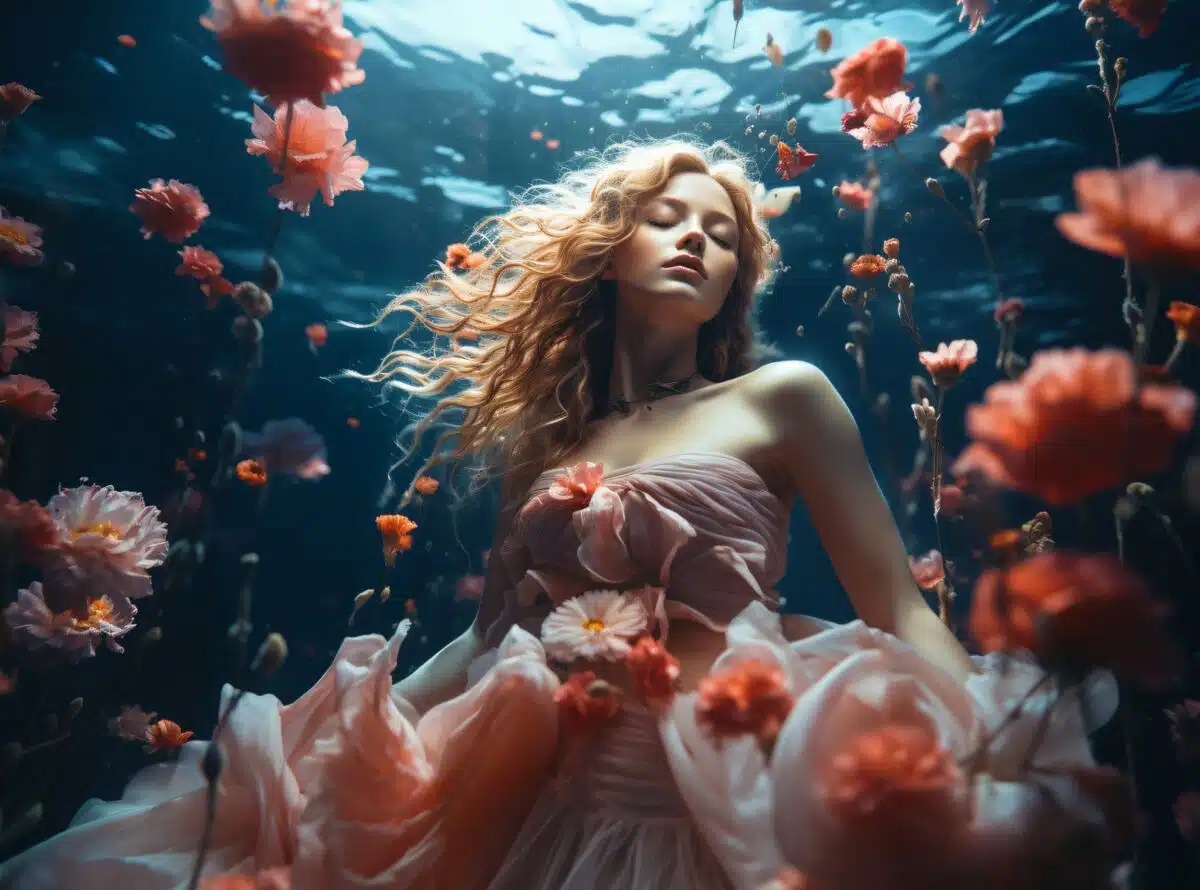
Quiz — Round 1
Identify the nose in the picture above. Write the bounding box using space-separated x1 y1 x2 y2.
676 229 705 258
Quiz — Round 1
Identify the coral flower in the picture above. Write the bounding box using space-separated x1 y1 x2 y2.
108 704 158 742
0 304 39 372
970 551 1176 686
0 490 58 557
245 101 368 216
444 243 488 270
825 38 912 109
241 418 329 478
775 143 819 181
0 374 59 420
0 83 41 120
146 718 194 751
823 724 964 829
919 340 978 388
956 0 990 33
1055 159 1200 271
882 237 900 258
3 583 136 662
908 549 945 591
130 179 210 243
44 484 169 609
305 322 328 353
850 254 887 278
845 92 920 149
200 0 365 106
236 458 268 486
696 658 795 748
1167 301 1200 343
376 513 417 566
0 206 45 267
938 109 1003 177
412 475 439 495
548 461 604 506
542 590 649 663
836 181 873 211
627 635 681 708
555 671 622 733
1109 0 1168 37
952 348 1197 506
176 246 223 280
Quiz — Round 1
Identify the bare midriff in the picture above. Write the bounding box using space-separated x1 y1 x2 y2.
558 619 730 695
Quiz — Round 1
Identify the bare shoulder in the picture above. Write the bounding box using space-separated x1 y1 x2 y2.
736 359 841 415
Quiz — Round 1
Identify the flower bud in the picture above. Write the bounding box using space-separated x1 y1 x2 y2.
1114 57 1127 79
888 272 911 293
837 208 848 220
251 632 289 678
924 177 944 197
261 255 284 295
232 281 273 319
904 211 913 222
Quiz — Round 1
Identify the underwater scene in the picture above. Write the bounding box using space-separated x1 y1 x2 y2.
1 0 1199 888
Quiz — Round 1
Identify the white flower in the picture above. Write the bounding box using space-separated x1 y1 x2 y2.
541 590 649 662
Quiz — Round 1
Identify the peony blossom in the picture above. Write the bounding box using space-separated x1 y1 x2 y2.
130 179 210 243
952 348 1197 506
3 582 136 662
1108 0 1168 37
0 489 58 558
825 38 911 109
541 590 649 662
919 340 978 388
970 551 1176 686
0 304 38 372
627 636 681 708
696 657 795 748
836 181 874 211
850 254 887 278
547 461 604 506
200 0 365 106
555 671 622 732
241 417 330 478
0 206 45 267
245 101 368 216
845 92 920 149
0 374 58 419
939 109 1003 177
176 245 223 280
43 484 169 611
909 550 945 590
1055 159 1200 271
956 0 990 33
0 83 41 120
108 704 158 742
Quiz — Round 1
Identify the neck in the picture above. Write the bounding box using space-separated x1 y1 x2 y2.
608 310 700 407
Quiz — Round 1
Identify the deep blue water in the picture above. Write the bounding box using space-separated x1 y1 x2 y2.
1 0 1199 882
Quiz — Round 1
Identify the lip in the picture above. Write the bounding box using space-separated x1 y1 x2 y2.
662 254 708 280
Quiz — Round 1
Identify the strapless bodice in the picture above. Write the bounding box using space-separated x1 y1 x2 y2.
482 453 790 647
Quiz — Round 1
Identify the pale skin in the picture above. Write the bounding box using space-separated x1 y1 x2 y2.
395 171 975 714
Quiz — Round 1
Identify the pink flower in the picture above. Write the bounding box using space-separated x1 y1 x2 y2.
3 582 136 662
241 418 330 478
454 574 486 601
548 460 604 506
957 0 990 32
108 704 158 742
825 38 912 109
0 206 45 267
201 0 365 106
0 83 41 121
836 181 874 211
939 109 1003 177
0 304 38 372
0 374 58 420
697 658 795 748
541 590 649 662
43 484 169 610
846 92 920 149
130 179 210 243
245 101 368 216
0 489 59 559
919 339 979 388
176 245 224 280
627 636 680 708
909 550 945 590
555 671 622 732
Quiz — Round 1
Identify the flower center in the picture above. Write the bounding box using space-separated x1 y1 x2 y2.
0 222 28 246
61 595 115 629
581 619 606 633
71 520 123 541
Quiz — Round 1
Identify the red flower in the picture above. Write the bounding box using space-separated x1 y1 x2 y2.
200 0 365 106
1108 0 1168 37
952 348 1196 506
0 83 40 121
825 38 911 109
130 179 210 243
775 143 818 181
555 671 621 732
993 297 1024 325
0 374 58 420
696 658 794 748
146 718 194 751
836 181 874 211
176 246 223 280
0 490 59 558
626 636 680 708
969 551 1177 687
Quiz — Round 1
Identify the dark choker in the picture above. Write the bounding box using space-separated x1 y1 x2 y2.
607 372 699 416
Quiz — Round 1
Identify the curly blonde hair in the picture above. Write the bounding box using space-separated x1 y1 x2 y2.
360 137 778 505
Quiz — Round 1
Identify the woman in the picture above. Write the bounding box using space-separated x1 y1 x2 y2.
0 140 1121 890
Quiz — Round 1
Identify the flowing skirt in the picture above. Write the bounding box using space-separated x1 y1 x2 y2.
0 605 1121 890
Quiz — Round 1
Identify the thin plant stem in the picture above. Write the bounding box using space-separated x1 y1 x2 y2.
260 103 296 279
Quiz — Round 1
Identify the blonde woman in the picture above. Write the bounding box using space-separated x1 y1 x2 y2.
2 140 1118 890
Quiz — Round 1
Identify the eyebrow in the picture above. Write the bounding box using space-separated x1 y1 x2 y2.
654 195 737 229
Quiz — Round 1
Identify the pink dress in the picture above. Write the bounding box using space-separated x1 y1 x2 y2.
0 453 1120 890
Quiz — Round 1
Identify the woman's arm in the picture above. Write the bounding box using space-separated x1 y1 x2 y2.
392 504 519 714
751 361 977 682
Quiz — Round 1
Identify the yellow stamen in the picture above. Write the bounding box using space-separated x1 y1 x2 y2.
581 619 606 633
71 520 123 541
0 223 29 246
61 595 115 630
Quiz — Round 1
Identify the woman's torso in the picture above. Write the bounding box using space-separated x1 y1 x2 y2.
528 372 795 693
